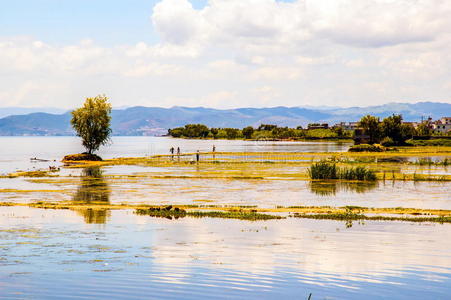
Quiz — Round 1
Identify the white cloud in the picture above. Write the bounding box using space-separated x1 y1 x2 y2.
1 0 451 108
152 0 451 54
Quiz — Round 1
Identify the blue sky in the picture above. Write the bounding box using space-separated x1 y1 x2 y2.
0 0 450 109
0 0 163 45
0 0 295 45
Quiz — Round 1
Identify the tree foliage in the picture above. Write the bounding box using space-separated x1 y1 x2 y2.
242 126 254 139
71 95 112 154
167 123 352 140
358 115 381 144
416 121 431 136
381 114 403 143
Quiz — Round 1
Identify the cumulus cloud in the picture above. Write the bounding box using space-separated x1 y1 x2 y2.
152 0 451 53
1 0 451 108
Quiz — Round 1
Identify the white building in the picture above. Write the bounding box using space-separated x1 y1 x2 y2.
432 117 451 134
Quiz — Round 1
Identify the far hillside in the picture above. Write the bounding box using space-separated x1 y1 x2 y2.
0 102 449 136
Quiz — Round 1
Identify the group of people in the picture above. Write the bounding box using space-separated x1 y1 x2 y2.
169 145 216 162
169 147 181 156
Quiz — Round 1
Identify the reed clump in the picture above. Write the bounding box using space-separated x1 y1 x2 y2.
308 161 338 179
308 161 376 181
339 166 377 181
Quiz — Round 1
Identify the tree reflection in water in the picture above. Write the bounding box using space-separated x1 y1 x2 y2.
309 181 378 196
72 167 111 224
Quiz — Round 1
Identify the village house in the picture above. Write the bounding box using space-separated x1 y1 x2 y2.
307 123 329 130
432 117 451 134
333 122 359 131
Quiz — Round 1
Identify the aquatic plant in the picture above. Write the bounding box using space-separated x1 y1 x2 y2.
292 211 451 224
135 207 283 221
339 166 376 181
308 161 376 181
187 210 283 221
135 206 187 219
308 161 338 179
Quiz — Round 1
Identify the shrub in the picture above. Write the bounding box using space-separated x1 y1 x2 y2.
348 144 384 152
380 137 395 147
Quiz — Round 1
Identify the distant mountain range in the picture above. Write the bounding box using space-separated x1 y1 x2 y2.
0 102 449 136
0 107 67 119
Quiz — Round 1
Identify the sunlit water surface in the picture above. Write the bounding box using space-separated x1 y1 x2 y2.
1 207 451 299
0 136 352 174
0 137 450 299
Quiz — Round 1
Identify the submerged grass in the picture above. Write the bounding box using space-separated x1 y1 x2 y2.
135 206 283 220
186 210 283 220
1 170 58 178
292 212 451 223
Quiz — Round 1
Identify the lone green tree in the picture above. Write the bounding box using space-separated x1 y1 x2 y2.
71 95 112 154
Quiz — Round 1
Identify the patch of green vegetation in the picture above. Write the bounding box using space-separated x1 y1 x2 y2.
63 153 103 162
412 173 449 182
135 206 187 219
168 123 352 140
135 207 284 221
292 211 451 224
308 161 338 179
348 144 385 152
340 166 376 181
407 139 451 147
414 157 449 166
4 170 58 178
187 210 284 220
308 161 376 181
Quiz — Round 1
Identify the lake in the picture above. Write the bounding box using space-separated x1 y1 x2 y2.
0 136 352 174
0 137 450 299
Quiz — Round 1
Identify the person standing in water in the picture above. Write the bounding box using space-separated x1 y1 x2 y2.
212 145 216 152
196 150 200 163
177 147 180 155
170 147 174 160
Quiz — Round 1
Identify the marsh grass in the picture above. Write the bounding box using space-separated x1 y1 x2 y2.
308 161 338 179
415 157 449 166
339 166 376 181
1 170 58 178
308 161 376 181
292 211 451 224
187 210 284 220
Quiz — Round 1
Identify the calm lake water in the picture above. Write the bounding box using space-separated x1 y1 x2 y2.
0 136 352 173
1 207 451 300
0 137 450 299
